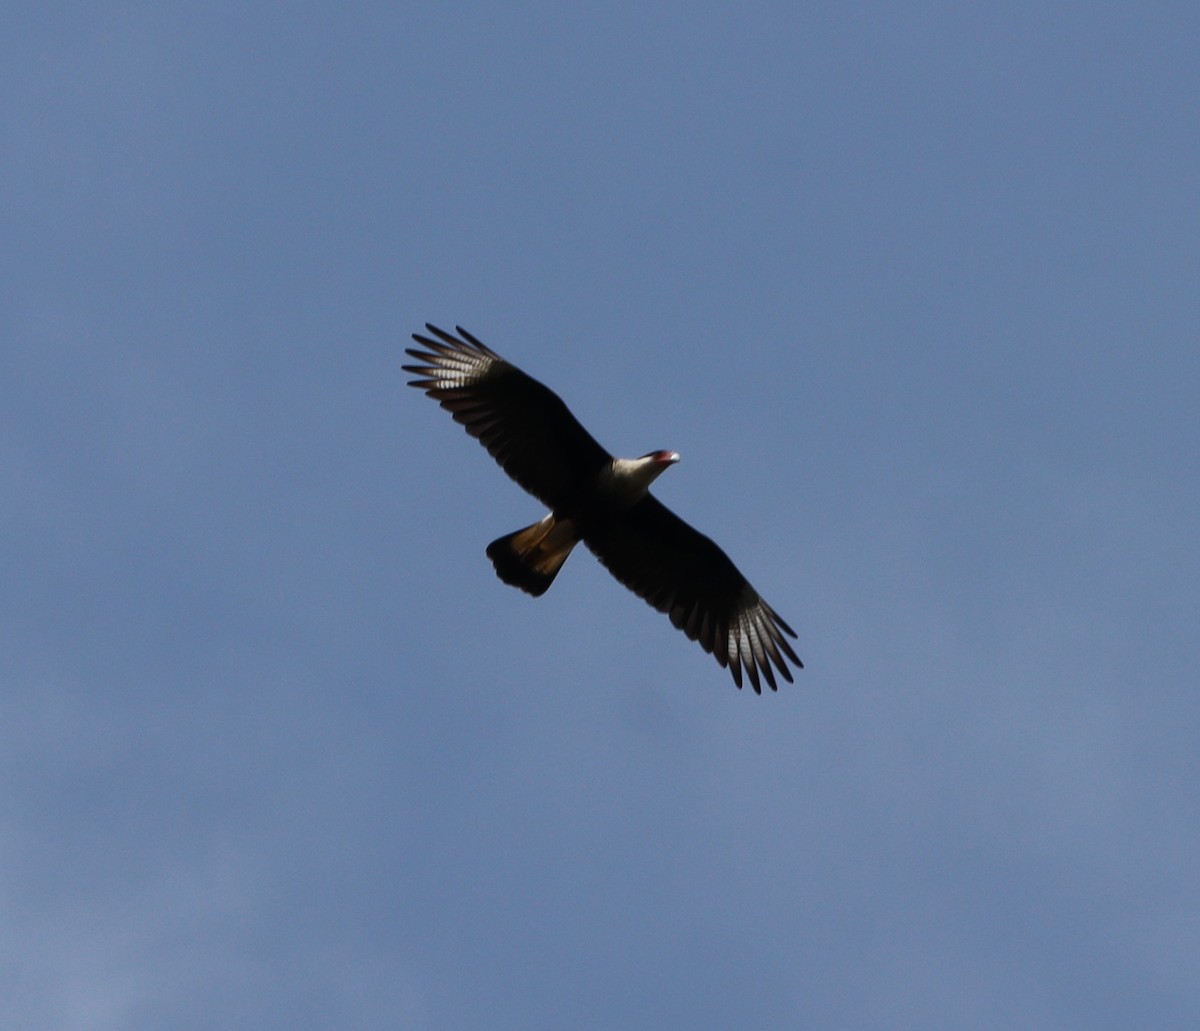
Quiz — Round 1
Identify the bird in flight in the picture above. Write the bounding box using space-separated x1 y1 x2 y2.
403 325 802 692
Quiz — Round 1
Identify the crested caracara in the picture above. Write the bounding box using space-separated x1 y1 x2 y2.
403 325 802 692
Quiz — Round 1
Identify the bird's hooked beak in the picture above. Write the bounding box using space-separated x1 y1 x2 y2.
655 450 681 466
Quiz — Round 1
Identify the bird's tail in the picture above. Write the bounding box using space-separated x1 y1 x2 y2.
486 515 578 597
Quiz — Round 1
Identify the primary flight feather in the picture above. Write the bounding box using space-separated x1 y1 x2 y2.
403 324 802 692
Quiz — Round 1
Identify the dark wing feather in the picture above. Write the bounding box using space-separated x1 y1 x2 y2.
583 496 802 692
403 325 612 509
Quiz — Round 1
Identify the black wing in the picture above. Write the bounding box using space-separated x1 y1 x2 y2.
404 325 612 509
583 496 802 693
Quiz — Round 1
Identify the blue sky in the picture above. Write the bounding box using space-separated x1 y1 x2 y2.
4 3 1198 1028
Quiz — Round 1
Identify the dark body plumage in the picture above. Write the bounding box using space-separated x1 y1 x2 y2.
403 324 802 692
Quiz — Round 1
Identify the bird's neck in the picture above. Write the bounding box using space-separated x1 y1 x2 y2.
601 455 670 502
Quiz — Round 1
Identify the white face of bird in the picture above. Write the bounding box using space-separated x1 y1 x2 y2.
605 451 680 498
635 450 680 486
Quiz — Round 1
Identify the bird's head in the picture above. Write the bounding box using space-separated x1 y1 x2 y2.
641 450 680 485
646 449 681 469
606 450 680 498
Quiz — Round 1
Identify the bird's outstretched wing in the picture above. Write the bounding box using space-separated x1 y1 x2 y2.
583 496 802 692
404 325 612 509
